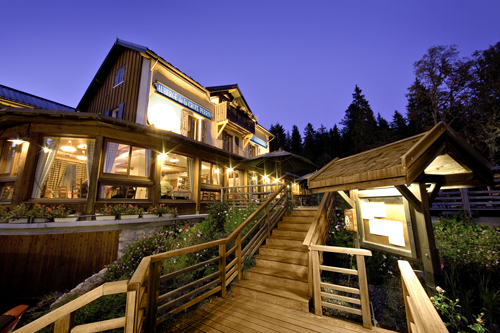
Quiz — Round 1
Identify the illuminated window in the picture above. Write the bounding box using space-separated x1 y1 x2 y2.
31 137 94 199
187 115 198 140
104 103 124 119
249 145 256 157
223 131 233 153
99 184 149 199
114 66 125 87
0 141 26 176
201 161 222 185
103 142 151 177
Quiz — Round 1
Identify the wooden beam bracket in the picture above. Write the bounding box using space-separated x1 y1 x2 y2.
216 120 228 139
395 185 423 213
337 191 355 208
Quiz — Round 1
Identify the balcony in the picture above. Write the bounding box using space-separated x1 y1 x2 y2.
215 101 255 134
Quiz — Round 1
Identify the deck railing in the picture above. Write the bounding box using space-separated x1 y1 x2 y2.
14 184 289 333
303 191 372 328
399 260 448 333
220 183 285 206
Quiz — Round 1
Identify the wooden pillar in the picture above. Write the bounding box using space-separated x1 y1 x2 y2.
54 312 75 333
219 243 227 297
411 182 442 289
151 151 162 206
85 136 103 215
193 157 201 213
147 261 161 333
460 188 471 216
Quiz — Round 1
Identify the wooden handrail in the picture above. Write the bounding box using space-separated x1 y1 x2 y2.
14 281 129 333
16 184 289 333
398 260 447 333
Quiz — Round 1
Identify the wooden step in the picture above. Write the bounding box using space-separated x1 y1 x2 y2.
277 222 311 231
258 245 308 259
244 267 308 292
266 236 304 247
254 255 308 275
282 216 314 223
230 280 310 312
272 229 307 239
289 209 317 216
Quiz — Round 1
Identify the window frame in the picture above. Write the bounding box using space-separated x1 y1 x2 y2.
0 140 25 177
101 139 153 181
113 65 125 88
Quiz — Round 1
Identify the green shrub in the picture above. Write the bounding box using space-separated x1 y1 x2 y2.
204 202 228 233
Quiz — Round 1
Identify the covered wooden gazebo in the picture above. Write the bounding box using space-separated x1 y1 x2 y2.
308 122 493 288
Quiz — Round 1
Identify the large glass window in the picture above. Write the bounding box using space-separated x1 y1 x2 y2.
103 142 151 177
99 185 149 199
31 137 95 199
160 153 194 200
0 141 27 176
201 161 222 186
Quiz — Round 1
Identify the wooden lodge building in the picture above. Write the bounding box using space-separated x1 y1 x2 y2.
0 39 275 216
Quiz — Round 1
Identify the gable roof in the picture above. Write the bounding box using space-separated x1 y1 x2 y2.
77 38 208 111
206 84 257 121
0 84 75 111
309 122 493 192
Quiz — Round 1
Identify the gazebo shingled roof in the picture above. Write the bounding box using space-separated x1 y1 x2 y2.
308 122 493 192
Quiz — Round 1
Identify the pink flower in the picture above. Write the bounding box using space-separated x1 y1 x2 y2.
178 229 183 232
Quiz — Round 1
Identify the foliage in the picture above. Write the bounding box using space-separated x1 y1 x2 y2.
431 287 488 333
147 204 178 217
434 213 500 332
204 202 229 234
0 205 9 217
8 203 51 218
8 203 31 217
223 202 258 235
46 205 74 218
97 204 143 216
434 213 500 274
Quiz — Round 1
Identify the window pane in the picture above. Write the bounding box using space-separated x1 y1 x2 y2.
0 142 20 175
0 182 15 200
212 165 222 185
129 147 151 177
32 137 93 199
104 143 129 174
100 185 149 199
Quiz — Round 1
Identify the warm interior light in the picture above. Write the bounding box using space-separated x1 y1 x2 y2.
77 144 87 149
61 141 76 153
43 147 49 153
159 153 168 160
170 155 179 163
252 176 257 181
8 133 26 145
76 156 87 161
227 168 234 173
214 168 220 174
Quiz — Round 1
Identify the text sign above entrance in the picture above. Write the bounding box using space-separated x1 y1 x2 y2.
154 82 213 120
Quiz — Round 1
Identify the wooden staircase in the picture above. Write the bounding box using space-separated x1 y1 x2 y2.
230 207 317 312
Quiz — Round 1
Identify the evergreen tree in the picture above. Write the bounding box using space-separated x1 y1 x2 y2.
302 123 316 162
329 125 343 158
390 110 408 141
290 125 303 155
269 123 287 152
315 124 332 167
340 86 378 155
375 113 391 146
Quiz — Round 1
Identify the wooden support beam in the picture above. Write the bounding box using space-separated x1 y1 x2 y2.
395 185 423 213
216 120 228 139
86 136 103 215
427 181 443 205
337 190 354 208
242 134 253 148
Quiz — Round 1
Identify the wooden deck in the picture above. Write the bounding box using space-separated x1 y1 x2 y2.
160 294 396 333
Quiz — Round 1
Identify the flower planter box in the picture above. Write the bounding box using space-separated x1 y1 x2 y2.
119 214 141 220
95 215 116 221
143 213 173 219
9 217 30 223
54 216 79 222
33 217 50 223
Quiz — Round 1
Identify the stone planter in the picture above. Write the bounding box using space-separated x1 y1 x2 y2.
54 216 79 222
95 215 116 221
119 214 140 220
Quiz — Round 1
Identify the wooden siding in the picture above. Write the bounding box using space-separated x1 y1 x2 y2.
83 49 143 122
0 230 119 298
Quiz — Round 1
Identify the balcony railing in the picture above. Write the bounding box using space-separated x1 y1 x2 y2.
215 101 255 134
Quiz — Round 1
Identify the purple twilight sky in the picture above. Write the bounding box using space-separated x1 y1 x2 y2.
1 1 499 134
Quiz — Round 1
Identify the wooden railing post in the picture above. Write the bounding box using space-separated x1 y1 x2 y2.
312 249 322 316
219 243 227 297
54 312 75 333
236 233 243 281
220 188 224 202
356 254 372 329
265 205 270 237
147 261 161 333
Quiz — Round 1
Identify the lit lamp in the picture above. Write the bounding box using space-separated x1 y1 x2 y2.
170 155 179 163
8 133 27 145
61 141 76 153
227 167 234 173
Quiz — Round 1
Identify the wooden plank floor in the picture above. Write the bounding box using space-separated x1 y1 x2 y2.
160 294 396 333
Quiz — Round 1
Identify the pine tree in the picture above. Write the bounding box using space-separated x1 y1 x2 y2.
290 125 303 155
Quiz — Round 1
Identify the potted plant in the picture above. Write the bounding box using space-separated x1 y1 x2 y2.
119 204 144 220
8 203 31 223
147 204 178 218
0 205 9 223
27 203 50 223
95 204 118 220
47 205 79 222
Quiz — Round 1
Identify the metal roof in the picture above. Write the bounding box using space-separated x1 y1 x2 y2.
0 84 75 111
